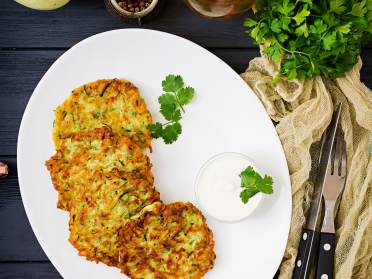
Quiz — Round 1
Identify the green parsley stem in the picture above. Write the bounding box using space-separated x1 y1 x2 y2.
175 93 186 113
160 121 173 126
179 104 185 113
275 39 311 58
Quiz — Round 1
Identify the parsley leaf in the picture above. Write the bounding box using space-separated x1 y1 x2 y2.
158 94 179 121
323 32 337 50
177 87 195 106
293 5 310 25
295 23 309 37
266 41 282 63
310 19 328 35
150 74 195 144
240 188 259 204
160 105 181 122
351 1 367 17
271 19 282 33
149 122 163 139
337 23 351 34
239 166 274 204
330 0 347 14
162 75 184 92
244 18 257 27
162 122 182 144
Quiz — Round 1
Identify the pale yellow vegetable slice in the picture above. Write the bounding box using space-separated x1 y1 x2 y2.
14 0 71 10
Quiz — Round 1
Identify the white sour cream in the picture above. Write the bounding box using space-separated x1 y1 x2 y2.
195 152 262 222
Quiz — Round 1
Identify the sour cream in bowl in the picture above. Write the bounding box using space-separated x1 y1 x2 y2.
195 152 263 223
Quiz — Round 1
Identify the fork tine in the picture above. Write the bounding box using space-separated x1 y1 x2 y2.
334 126 346 177
330 129 337 175
335 127 341 176
337 137 343 176
340 136 347 177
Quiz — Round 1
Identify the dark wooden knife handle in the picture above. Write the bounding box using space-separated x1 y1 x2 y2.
292 228 320 279
316 232 335 279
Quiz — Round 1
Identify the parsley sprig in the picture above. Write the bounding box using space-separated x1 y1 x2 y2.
150 75 195 144
239 166 274 204
245 0 372 80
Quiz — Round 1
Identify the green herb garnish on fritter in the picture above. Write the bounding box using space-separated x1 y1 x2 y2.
245 0 372 80
239 166 274 204
150 74 195 144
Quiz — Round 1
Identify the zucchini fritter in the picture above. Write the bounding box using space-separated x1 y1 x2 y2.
69 174 160 266
46 78 217 276
53 79 152 149
46 127 152 210
118 202 216 279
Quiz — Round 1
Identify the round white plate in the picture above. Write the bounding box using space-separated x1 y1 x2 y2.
17 29 291 279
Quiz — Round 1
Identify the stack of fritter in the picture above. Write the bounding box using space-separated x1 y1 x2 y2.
46 79 215 278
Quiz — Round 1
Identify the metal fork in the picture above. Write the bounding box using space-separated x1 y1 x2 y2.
316 127 347 279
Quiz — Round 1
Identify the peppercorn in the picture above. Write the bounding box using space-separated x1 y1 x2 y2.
116 0 153 13
0 162 9 178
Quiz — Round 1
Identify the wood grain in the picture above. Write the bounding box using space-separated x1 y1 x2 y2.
0 0 254 48
0 157 49 262
0 262 61 279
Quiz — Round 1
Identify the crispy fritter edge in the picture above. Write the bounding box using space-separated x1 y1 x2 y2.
117 202 216 279
45 127 153 211
68 174 160 267
52 79 153 150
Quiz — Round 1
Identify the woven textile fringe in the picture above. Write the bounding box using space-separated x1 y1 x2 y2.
241 56 372 279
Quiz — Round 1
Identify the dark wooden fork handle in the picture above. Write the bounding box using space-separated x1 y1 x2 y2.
292 228 320 279
316 232 335 279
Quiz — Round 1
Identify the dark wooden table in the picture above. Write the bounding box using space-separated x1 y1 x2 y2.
0 1 371 278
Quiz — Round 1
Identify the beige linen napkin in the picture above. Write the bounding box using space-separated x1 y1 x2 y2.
241 56 372 279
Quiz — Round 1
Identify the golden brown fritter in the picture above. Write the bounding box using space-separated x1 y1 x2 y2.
46 78 217 275
53 79 152 150
68 174 160 267
46 127 152 210
118 202 216 279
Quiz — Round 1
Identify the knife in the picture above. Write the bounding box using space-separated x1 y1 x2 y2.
292 104 342 279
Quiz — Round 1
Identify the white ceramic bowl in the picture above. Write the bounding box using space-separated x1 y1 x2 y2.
195 152 263 223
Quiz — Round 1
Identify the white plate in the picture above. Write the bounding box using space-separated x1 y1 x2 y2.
17 29 291 279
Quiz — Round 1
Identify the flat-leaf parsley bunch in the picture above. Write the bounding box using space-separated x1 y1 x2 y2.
245 0 372 79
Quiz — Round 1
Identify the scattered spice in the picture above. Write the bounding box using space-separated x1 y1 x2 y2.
116 0 152 13
0 162 9 178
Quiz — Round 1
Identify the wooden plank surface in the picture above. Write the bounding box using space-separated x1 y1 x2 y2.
0 263 61 279
0 0 253 48
0 157 49 262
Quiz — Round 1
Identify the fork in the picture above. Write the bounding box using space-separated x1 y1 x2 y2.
316 128 347 279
